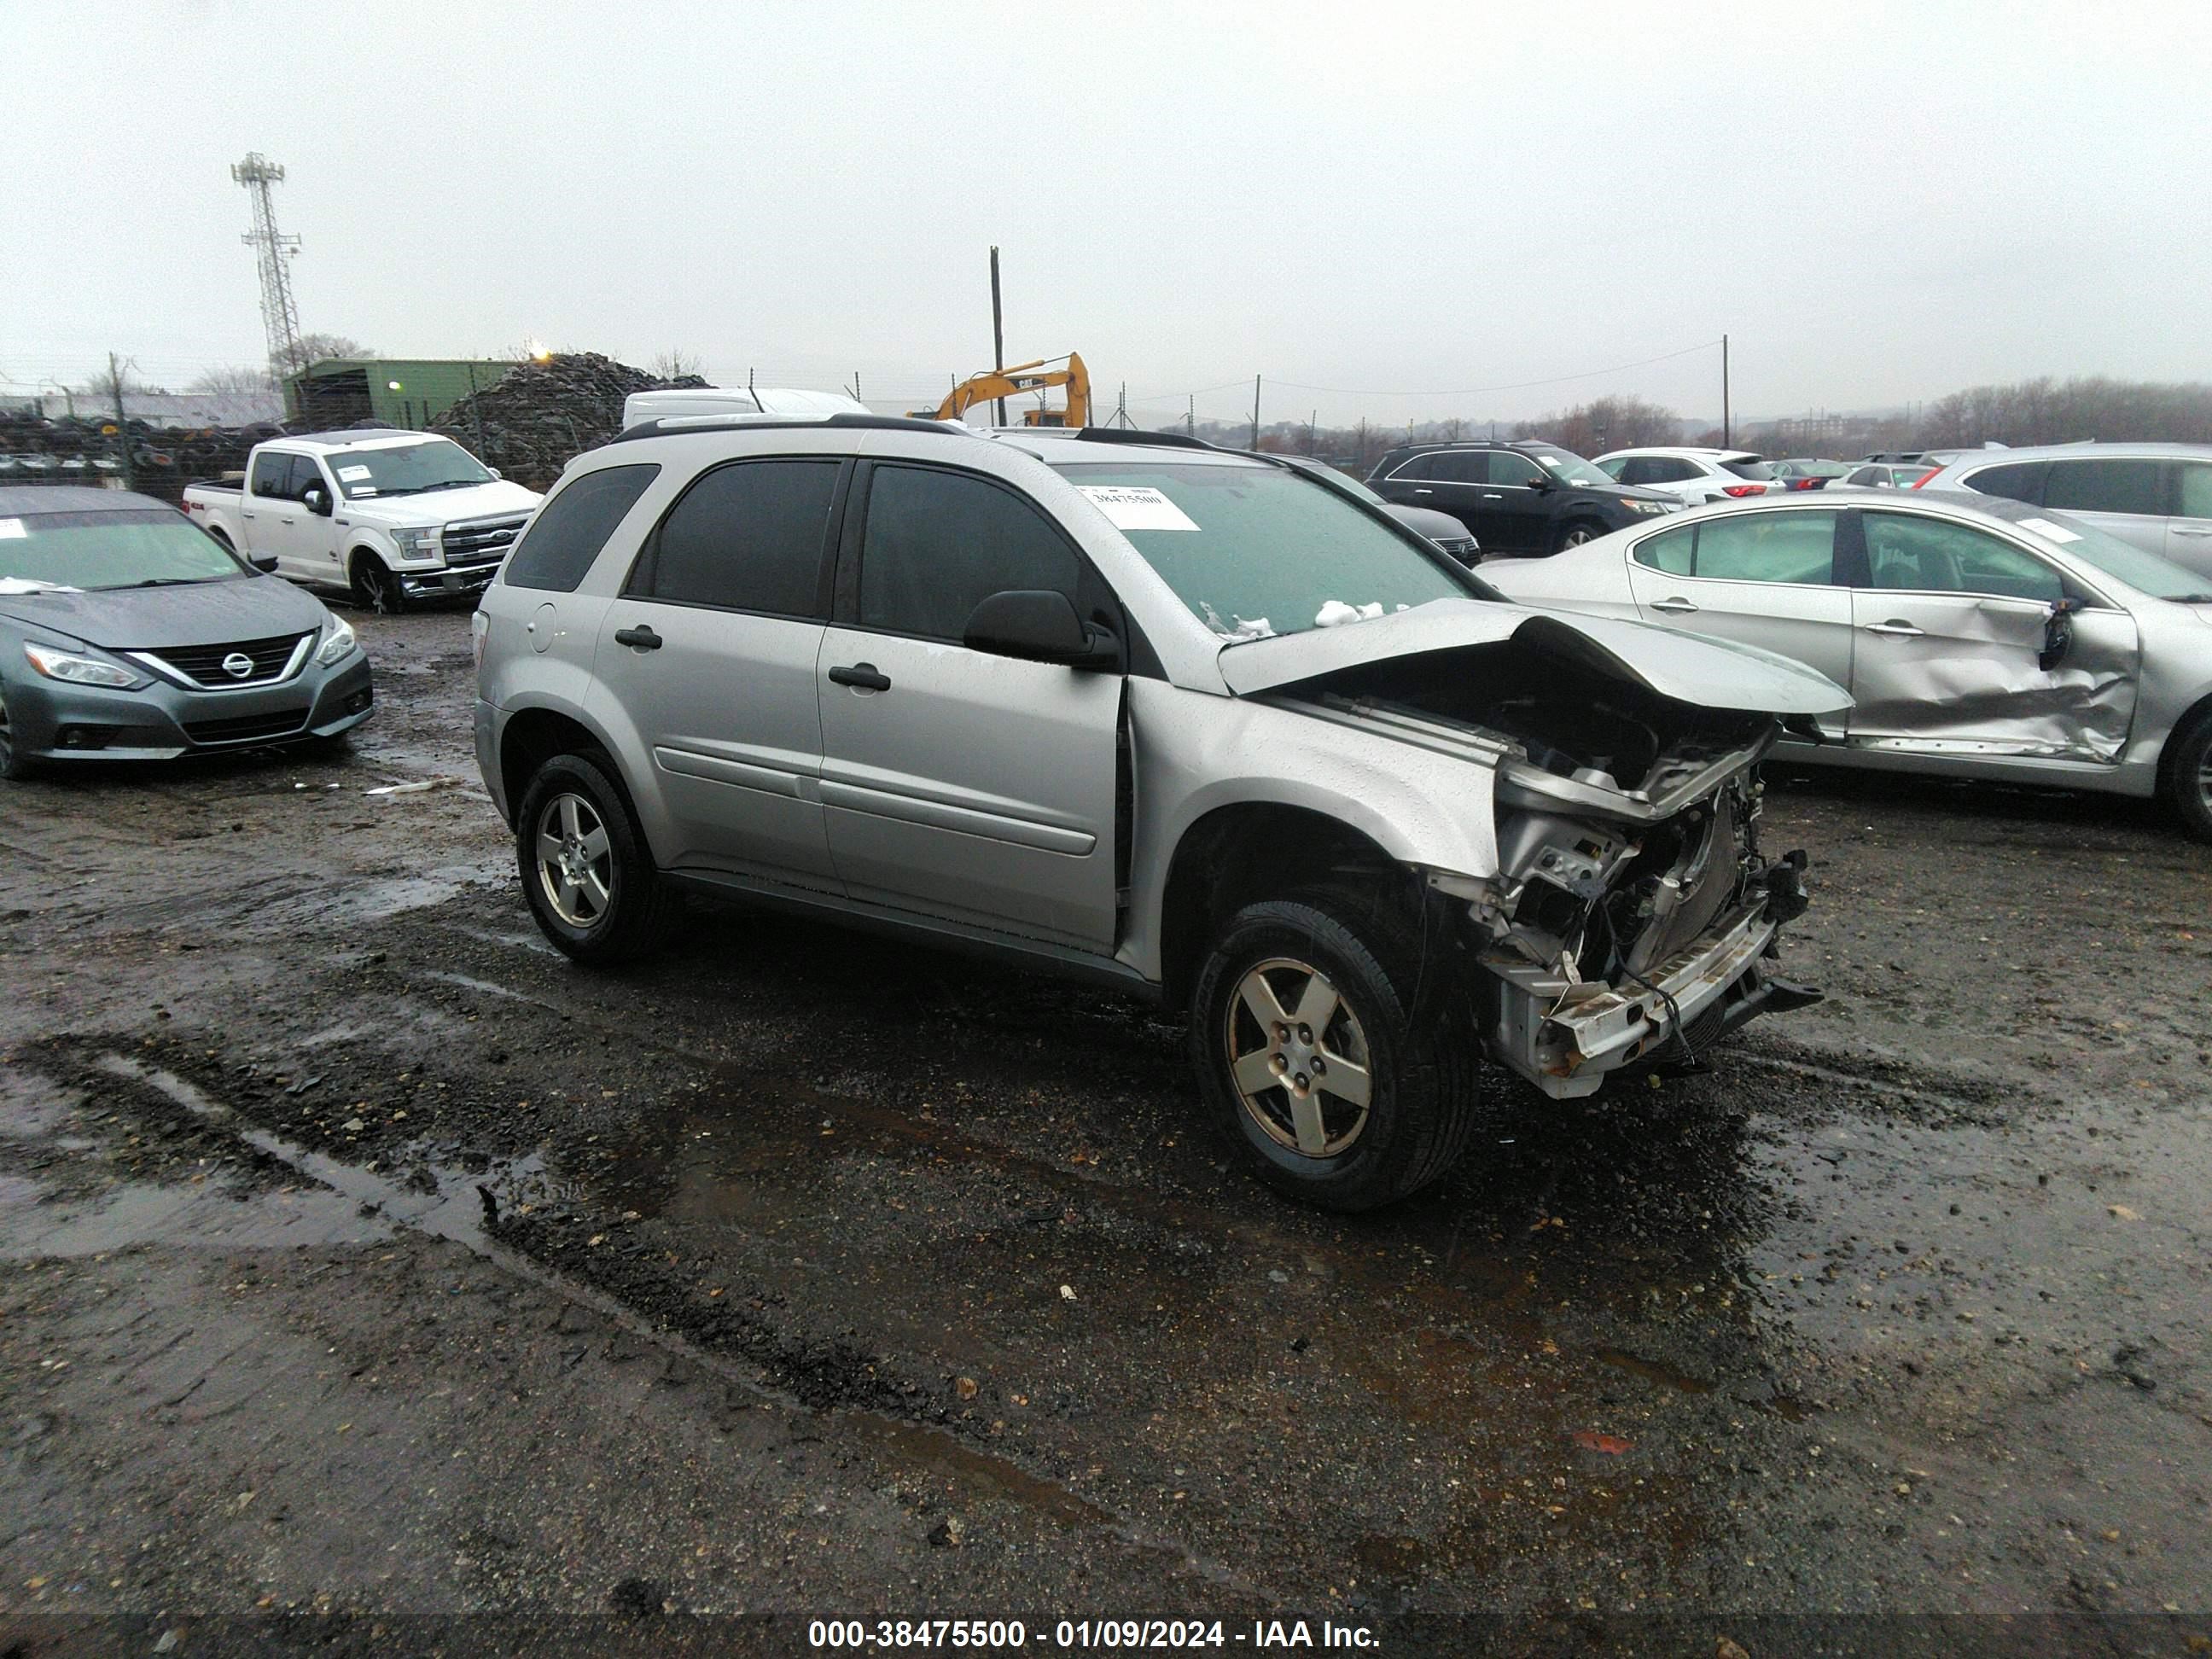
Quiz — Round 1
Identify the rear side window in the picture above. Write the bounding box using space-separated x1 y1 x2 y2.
1632 523 1694 573
1392 451 1483 483
2044 457 2165 517
859 465 1080 642
1688 511 1838 584
250 451 293 497
2179 462 2212 520
505 463 661 593
1960 460 2044 504
636 459 839 615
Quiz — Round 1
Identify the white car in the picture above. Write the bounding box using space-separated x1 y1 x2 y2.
1596 447 1779 505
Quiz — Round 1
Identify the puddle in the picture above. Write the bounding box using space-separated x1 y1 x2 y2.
0 1169 382 1258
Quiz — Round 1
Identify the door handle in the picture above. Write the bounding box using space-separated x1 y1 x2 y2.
1649 597 1699 614
1865 620 1924 637
613 624 662 650
2174 527 2212 537
1481 492 1503 500
1412 488 1435 496
828 662 891 692
280 517 296 526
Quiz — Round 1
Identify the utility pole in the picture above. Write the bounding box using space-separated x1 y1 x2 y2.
1249 375 1261 449
232 154 303 402
988 246 1007 427
107 352 135 491
1721 333 1732 448
1308 410 1318 456
1187 394 1195 438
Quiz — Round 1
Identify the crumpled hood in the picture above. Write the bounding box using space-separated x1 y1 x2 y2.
0 574 332 649
339 480 541 526
1215 598 1851 716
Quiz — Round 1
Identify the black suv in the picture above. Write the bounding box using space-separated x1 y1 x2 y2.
1366 440 1678 556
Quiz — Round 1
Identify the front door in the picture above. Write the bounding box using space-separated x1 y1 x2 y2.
1847 508 2139 762
1480 450 1552 554
1622 508 1855 736
817 461 1122 951
584 456 846 885
242 451 323 580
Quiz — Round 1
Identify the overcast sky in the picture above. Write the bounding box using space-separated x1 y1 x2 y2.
9 1 2208 428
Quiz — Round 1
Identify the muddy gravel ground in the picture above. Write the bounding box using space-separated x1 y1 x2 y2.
1 608 2208 1656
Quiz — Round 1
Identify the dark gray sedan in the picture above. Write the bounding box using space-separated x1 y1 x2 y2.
0 487 374 778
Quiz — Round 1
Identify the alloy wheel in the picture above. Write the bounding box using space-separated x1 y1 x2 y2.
1224 957 1374 1157
534 791 614 927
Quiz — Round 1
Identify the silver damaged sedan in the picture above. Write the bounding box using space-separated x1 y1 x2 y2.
1480 488 2212 838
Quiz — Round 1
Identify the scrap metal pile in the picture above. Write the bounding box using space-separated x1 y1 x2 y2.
428 352 707 490
0 410 279 504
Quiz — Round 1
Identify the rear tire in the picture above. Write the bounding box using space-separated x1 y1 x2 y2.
352 555 406 614
515 752 679 964
1188 886 1484 1211
2162 707 2212 842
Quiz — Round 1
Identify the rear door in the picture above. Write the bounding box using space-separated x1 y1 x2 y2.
2040 456 2170 555
1377 451 1491 543
585 456 845 886
1622 508 1854 734
816 461 1123 950
2167 458 2212 577
1846 508 2139 761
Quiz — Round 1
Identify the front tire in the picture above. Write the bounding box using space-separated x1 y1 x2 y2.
2163 707 2212 842
1189 888 1484 1210
352 555 406 615
514 752 679 964
0 680 38 781
1555 519 1604 552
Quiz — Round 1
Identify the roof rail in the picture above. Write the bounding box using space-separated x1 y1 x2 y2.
607 411 969 445
1068 427 1226 454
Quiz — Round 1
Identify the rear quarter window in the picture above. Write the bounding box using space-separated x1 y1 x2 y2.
1959 460 2045 504
503 463 661 592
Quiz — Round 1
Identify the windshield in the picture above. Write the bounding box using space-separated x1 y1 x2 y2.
0 508 249 591
1988 504 2212 602
1528 449 1614 487
1051 460 1483 640
329 439 492 499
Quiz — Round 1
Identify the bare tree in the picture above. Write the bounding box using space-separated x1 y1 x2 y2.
272 334 373 377
649 348 704 381
1512 394 1680 455
188 364 277 395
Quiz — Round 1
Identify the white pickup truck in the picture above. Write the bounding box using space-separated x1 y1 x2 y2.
183 429 543 612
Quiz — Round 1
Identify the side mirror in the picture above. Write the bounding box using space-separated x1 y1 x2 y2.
1524 474 1552 492
963 590 1119 670
249 553 280 573
487 468 503 480
2039 595 2084 672
302 486 332 516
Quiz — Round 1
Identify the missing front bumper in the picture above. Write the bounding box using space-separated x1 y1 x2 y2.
1482 905 1813 1099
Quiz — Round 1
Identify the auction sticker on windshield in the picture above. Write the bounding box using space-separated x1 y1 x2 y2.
0 520 25 539
337 465 374 482
1078 486 1199 533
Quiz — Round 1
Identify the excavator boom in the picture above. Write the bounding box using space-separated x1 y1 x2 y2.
912 352 1090 428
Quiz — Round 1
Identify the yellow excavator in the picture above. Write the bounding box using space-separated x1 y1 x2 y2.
912 352 1090 428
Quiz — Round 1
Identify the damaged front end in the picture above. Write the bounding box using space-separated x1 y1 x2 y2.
1272 618 1833 1099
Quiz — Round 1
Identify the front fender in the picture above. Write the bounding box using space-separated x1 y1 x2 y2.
1121 678 1500 980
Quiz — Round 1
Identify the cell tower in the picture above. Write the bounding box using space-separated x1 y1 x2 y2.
232 153 303 379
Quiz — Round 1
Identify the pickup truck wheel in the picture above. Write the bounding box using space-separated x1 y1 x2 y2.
2163 707 2212 841
515 752 678 964
1190 888 1482 1211
352 556 406 615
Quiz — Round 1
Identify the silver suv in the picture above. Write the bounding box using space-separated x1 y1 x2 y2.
473 417 1846 1209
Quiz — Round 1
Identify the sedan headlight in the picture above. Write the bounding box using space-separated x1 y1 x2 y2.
393 527 440 560
315 614 358 667
23 641 145 689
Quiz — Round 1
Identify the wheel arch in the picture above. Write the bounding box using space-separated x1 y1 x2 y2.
497 703 641 836
1155 802 1417 1010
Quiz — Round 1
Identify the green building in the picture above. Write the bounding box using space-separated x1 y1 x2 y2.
285 358 523 431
